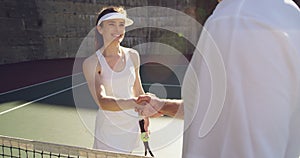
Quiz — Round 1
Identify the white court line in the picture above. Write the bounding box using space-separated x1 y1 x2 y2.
143 83 181 88
0 72 83 96
0 82 87 116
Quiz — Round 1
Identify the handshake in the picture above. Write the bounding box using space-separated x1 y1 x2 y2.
134 93 165 117
134 93 184 119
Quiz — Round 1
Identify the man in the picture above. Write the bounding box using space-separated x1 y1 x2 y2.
136 0 300 157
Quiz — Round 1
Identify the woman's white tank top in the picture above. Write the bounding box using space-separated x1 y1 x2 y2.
93 48 140 152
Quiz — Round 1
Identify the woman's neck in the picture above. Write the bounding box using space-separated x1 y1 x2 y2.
102 43 121 57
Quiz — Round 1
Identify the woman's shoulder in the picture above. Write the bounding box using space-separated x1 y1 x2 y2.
82 54 101 73
83 54 97 66
122 47 140 67
122 47 139 56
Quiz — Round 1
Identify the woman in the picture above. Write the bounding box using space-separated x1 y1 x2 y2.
82 6 149 153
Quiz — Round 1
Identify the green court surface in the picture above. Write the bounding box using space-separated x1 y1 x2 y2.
0 74 94 148
0 73 183 158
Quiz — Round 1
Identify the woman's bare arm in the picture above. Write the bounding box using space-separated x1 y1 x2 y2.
82 55 140 111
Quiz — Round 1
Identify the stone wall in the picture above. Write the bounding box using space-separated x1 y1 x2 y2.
0 0 198 64
0 0 44 64
2 0 298 64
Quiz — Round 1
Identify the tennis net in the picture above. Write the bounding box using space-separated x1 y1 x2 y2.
0 135 146 158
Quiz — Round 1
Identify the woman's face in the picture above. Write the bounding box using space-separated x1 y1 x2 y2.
97 19 126 45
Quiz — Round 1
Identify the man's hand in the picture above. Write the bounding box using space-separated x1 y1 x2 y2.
135 93 164 117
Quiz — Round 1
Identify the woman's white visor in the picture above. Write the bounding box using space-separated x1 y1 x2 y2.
97 12 133 26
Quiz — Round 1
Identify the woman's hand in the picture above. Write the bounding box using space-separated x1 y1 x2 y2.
135 93 164 117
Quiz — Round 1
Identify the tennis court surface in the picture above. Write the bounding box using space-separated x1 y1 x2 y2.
0 58 183 158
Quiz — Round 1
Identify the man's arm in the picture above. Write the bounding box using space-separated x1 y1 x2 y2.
160 99 184 119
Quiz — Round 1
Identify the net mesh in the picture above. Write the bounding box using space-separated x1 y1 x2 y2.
0 135 146 158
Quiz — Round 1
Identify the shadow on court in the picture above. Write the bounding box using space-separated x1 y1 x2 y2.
0 57 186 158
0 56 187 108
0 58 78 94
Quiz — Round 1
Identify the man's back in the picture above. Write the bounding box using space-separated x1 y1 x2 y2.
182 0 300 157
